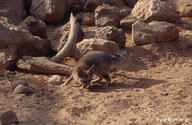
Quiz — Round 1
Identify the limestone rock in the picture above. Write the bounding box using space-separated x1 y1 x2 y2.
132 21 156 45
149 21 179 42
131 0 180 23
74 38 119 59
95 4 120 27
132 21 179 45
30 0 70 23
48 75 63 85
84 26 126 48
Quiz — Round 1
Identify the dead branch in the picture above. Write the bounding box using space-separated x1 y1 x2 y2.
17 56 72 75
51 13 80 62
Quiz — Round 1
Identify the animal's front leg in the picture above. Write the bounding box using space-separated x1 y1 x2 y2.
101 73 111 88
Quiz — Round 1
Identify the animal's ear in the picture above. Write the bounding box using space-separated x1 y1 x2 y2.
77 67 86 77
88 65 95 74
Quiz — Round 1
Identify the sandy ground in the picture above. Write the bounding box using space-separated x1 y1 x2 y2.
0 39 192 125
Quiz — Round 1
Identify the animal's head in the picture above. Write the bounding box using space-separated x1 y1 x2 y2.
75 65 95 88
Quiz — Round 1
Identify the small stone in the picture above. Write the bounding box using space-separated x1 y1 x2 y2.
13 84 32 94
48 75 63 85
0 111 18 125
12 79 29 90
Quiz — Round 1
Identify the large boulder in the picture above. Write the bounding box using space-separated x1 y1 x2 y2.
30 0 70 23
49 22 83 52
20 16 47 39
95 4 120 27
162 0 192 17
74 38 119 59
149 21 179 42
0 45 17 70
0 17 48 57
132 21 179 45
84 0 126 12
131 0 180 23
84 26 126 48
132 21 156 45
0 0 26 25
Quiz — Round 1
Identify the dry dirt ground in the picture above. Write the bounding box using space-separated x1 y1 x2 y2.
0 41 192 125
1 24 192 124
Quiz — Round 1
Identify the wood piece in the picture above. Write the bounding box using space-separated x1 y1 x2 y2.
17 56 72 75
51 13 80 62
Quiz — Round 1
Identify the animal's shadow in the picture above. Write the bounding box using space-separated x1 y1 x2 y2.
88 75 166 93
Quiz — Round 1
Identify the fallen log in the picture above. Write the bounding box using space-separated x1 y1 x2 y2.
17 56 72 75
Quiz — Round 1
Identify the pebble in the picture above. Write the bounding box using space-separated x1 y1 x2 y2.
48 75 63 85
13 84 32 94
0 110 18 125
12 79 29 90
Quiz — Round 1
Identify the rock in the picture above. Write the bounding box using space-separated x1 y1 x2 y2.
131 0 180 23
84 0 101 12
81 12 95 25
162 0 192 17
74 38 119 59
120 16 139 30
124 0 138 8
95 4 120 27
0 17 49 57
70 0 86 12
12 79 29 90
119 7 132 19
84 0 126 12
132 21 179 45
30 0 70 23
149 21 179 42
49 22 83 52
177 29 192 49
0 45 17 70
0 0 26 25
13 84 32 94
84 26 126 48
0 110 18 125
102 0 126 7
20 16 47 39
132 21 156 45
48 75 63 85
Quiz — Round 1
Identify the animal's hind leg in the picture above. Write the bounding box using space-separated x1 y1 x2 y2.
101 73 111 88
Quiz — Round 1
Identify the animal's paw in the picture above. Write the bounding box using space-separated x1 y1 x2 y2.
103 83 109 88
61 83 66 87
